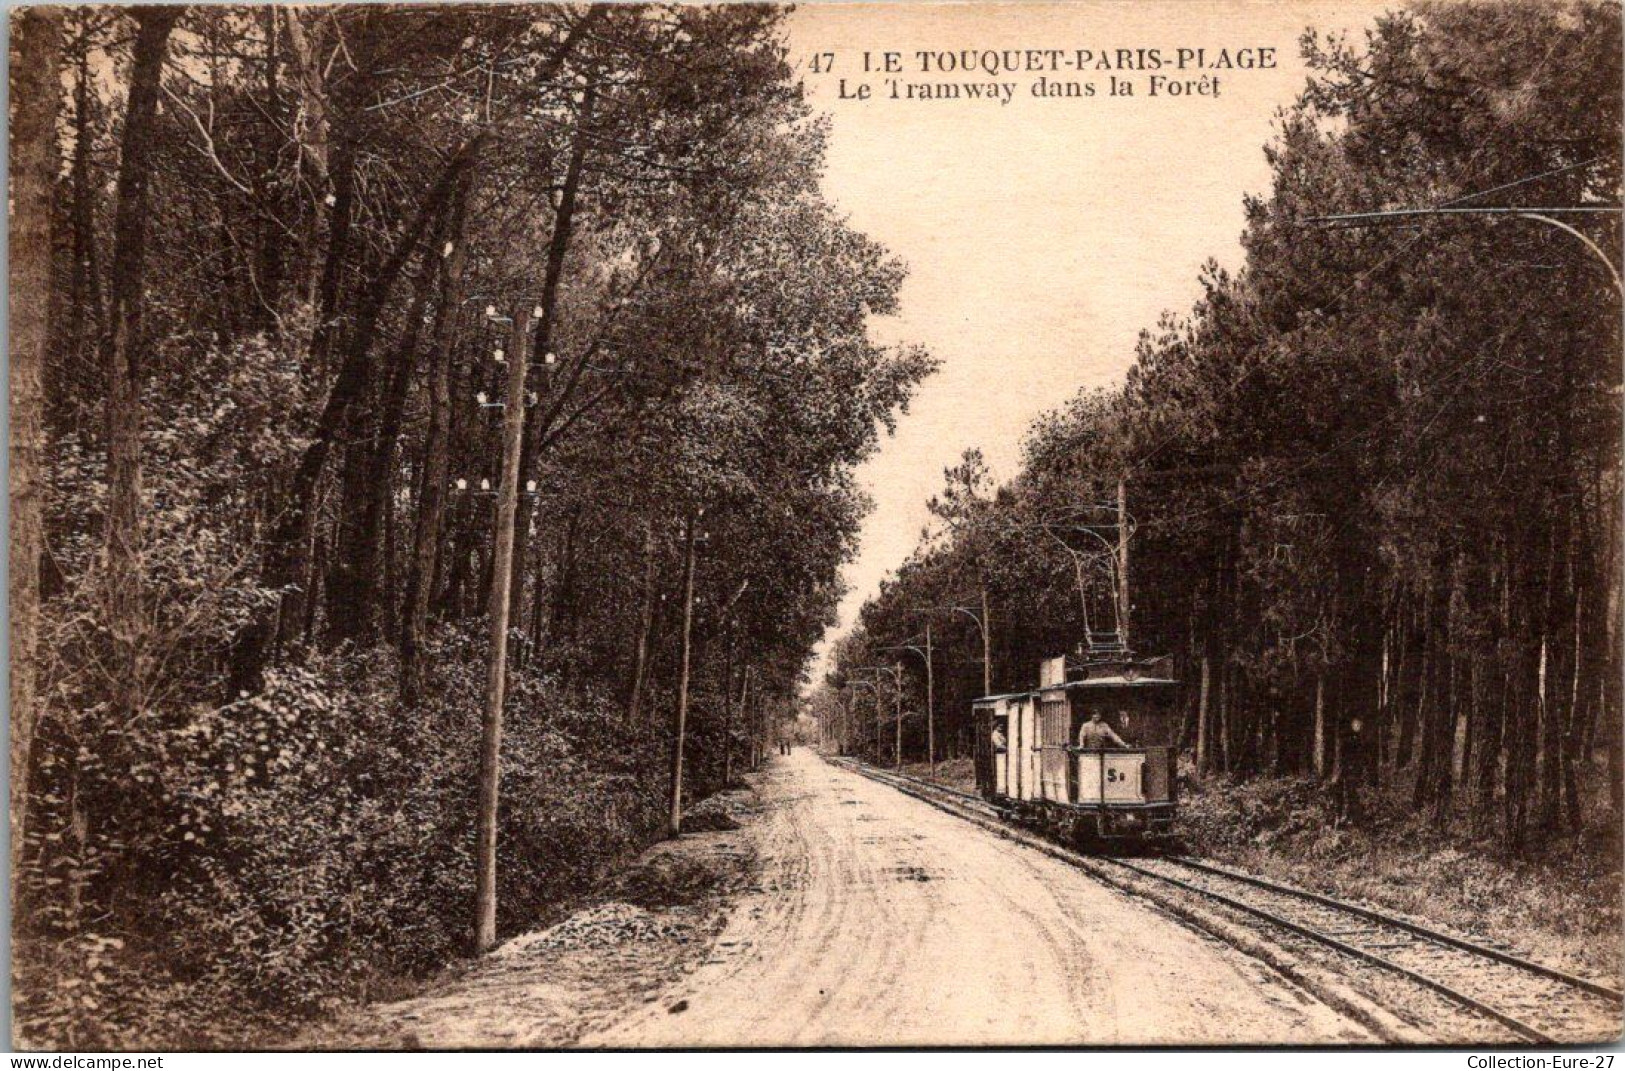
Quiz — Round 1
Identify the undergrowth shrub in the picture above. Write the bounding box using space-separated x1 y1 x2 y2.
16 627 674 1048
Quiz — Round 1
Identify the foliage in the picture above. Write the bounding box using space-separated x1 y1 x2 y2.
829 0 1622 854
1180 766 1623 979
18 2 932 1047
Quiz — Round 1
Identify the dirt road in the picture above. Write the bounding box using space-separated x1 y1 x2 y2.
585 749 1371 1047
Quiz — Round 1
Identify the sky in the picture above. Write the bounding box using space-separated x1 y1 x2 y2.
788 1 1396 683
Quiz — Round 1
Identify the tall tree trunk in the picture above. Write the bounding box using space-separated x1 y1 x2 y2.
328 205 450 645
1398 619 1424 771
1475 549 1511 822
401 191 473 699
1598 475 1623 824
1562 584 1586 832
443 503 475 621
726 664 750 786
303 522 327 641
231 142 480 693
546 508 582 643
249 7 287 335
282 8 329 190
1440 650 1464 822
1312 671 1326 779
1195 654 1211 777
1413 584 1454 814
271 132 358 647
1502 536 1542 849
66 35 104 414
471 6 606 620
102 7 180 723
1329 529 1382 820
8 4 64 861
1458 656 1479 799
510 91 594 616
381 460 399 642
627 520 658 723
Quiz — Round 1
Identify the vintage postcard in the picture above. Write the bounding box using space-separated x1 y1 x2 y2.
7 0 1622 1053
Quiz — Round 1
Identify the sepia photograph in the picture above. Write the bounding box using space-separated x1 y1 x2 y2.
5 0 1622 1053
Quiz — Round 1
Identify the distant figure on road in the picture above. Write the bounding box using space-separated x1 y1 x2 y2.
1075 712 1128 749
990 724 1007 752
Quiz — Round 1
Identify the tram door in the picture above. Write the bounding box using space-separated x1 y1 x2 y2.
993 710 1009 796
1008 698 1023 799
1021 699 1040 801
1038 694 1070 803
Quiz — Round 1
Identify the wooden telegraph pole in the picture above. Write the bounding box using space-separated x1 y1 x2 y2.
894 661 904 771
474 304 534 953
872 682 884 760
668 509 700 837
923 623 935 777
845 687 855 755
885 633 936 777
1117 475 1131 651
978 587 993 696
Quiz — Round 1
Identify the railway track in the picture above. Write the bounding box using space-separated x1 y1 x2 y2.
829 757 1623 1044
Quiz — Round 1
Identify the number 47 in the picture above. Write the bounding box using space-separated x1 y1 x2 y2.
808 52 835 74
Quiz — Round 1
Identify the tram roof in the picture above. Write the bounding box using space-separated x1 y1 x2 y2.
1041 676 1178 689
973 677 1178 705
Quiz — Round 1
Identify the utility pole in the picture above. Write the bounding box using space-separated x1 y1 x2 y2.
924 623 935 776
1118 475 1131 651
668 508 700 837
849 677 882 763
912 602 993 697
883 635 935 778
871 682 884 757
873 683 883 761
845 685 858 754
978 587 993 697
894 660 904 771
856 665 903 768
475 304 534 954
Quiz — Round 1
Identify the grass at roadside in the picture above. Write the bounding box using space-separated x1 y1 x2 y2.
899 756 975 792
306 786 762 1049
1179 763 1622 984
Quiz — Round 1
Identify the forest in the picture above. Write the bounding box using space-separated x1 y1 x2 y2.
7 4 932 1047
826 0 1622 849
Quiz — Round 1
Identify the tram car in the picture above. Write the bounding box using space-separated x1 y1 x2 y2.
972 651 1180 846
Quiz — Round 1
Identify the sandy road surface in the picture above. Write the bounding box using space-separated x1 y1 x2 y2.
587 749 1372 1047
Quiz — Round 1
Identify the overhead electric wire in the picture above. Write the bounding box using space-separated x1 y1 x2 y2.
1124 151 1611 477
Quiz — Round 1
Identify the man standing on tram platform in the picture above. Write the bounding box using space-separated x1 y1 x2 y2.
1076 711 1129 749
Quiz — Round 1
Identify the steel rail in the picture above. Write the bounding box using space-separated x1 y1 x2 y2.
828 756 1621 1044
1098 855 1557 1044
1164 855 1623 1003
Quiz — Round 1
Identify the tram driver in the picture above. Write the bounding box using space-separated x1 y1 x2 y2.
1076 711 1129 750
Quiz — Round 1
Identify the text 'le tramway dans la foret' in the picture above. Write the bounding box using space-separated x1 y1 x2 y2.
808 47 1280 105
